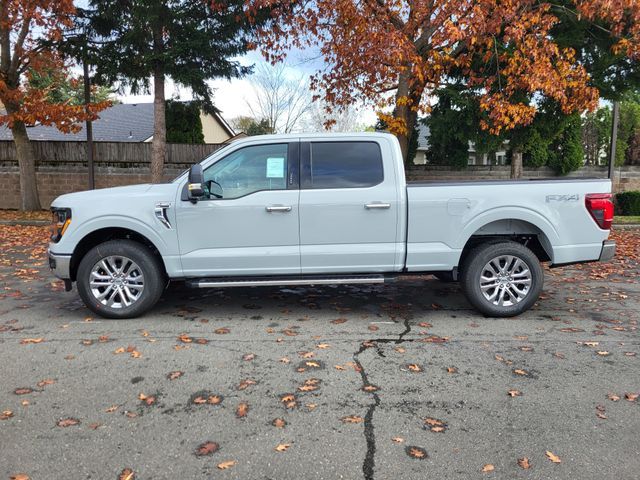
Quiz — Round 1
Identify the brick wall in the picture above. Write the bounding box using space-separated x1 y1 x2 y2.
1 163 639 210
0 140 225 209
0 166 183 210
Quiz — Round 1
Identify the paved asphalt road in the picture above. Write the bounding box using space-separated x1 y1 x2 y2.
1 227 638 480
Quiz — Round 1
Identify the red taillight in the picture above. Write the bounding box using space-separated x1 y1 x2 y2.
585 193 614 230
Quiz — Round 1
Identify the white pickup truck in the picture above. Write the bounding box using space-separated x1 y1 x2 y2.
48 133 615 319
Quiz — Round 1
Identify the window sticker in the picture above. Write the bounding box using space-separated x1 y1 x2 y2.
266 157 285 178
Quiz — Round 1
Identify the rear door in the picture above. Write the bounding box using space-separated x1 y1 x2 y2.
298 139 400 274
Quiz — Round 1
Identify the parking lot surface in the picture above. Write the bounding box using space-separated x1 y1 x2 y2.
1 226 638 480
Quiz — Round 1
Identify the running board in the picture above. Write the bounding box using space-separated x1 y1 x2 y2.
186 274 387 289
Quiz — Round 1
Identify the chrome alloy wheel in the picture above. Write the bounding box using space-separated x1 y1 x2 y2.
89 256 145 308
479 255 532 307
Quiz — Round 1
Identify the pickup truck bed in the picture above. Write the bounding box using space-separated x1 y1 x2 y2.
406 178 611 271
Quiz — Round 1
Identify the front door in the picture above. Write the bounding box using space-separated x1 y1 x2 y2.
175 141 300 277
298 140 400 274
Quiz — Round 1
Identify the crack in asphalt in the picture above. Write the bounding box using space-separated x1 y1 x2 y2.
353 344 380 480
353 315 413 480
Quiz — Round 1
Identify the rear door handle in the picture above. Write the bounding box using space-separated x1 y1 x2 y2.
265 205 292 212
365 202 391 209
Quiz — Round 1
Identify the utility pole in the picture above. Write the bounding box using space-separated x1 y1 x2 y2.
608 101 619 181
83 49 95 190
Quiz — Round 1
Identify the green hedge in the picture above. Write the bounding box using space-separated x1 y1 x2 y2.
615 191 640 216
166 100 204 144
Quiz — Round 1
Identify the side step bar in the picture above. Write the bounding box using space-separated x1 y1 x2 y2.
186 274 387 289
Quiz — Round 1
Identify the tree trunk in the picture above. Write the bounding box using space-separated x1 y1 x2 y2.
84 57 95 190
150 66 166 183
393 73 423 166
6 101 41 210
511 149 523 179
395 110 418 165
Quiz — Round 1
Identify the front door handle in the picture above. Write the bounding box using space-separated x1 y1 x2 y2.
265 205 292 212
365 202 391 209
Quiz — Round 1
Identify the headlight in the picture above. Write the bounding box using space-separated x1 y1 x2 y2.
50 208 72 242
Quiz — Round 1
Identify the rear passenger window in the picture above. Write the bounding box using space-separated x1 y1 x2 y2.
306 142 383 189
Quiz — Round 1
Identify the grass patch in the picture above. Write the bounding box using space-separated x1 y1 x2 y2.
0 209 50 222
614 215 640 224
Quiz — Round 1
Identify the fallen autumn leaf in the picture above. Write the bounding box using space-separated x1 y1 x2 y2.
236 402 249 418
517 457 531 469
217 460 236 470
546 451 561 463
195 441 220 457
118 468 135 480
272 418 286 428
341 415 364 423
406 446 428 459
56 417 80 427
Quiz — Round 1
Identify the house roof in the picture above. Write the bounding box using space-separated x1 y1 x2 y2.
416 122 430 150
0 102 235 142
212 110 236 138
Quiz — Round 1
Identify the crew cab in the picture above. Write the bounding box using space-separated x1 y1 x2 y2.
48 133 616 318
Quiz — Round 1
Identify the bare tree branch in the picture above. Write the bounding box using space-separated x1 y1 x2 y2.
9 13 33 79
246 62 313 133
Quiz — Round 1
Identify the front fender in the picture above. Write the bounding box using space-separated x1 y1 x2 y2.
58 215 172 257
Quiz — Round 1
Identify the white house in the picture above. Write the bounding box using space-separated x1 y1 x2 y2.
413 122 508 166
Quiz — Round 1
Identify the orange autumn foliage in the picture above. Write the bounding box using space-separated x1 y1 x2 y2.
246 0 640 157
0 0 109 130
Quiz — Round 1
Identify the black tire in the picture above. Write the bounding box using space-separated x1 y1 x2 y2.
460 241 543 317
76 240 165 319
433 271 456 283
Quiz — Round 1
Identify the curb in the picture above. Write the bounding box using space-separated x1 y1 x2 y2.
0 220 49 226
613 224 640 229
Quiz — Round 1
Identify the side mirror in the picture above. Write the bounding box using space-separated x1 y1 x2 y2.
187 164 204 203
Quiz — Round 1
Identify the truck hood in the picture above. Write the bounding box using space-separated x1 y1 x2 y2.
51 183 177 208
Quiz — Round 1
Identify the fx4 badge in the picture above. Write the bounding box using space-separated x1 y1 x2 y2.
546 194 580 203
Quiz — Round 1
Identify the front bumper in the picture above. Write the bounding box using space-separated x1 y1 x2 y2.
598 240 616 262
48 249 72 281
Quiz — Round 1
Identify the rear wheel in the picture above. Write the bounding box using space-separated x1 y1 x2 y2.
77 240 164 319
460 241 543 317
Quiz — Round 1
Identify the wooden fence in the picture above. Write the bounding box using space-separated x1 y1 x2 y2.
0 140 224 167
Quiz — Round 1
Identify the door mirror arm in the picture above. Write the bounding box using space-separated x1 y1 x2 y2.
206 179 224 199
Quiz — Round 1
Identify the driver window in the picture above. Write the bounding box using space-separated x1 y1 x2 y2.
203 144 288 199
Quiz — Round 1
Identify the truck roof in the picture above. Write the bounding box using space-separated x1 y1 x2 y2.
224 131 396 146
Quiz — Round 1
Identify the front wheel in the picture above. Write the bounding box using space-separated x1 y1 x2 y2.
76 240 165 319
460 241 543 317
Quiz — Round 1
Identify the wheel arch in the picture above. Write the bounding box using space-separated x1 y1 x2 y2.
70 227 167 281
458 212 557 268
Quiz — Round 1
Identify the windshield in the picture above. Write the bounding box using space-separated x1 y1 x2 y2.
171 142 237 183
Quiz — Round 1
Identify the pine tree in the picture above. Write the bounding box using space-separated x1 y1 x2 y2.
82 0 270 182
548 114 585 175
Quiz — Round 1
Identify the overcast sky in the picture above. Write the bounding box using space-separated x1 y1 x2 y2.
118 50 378 129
